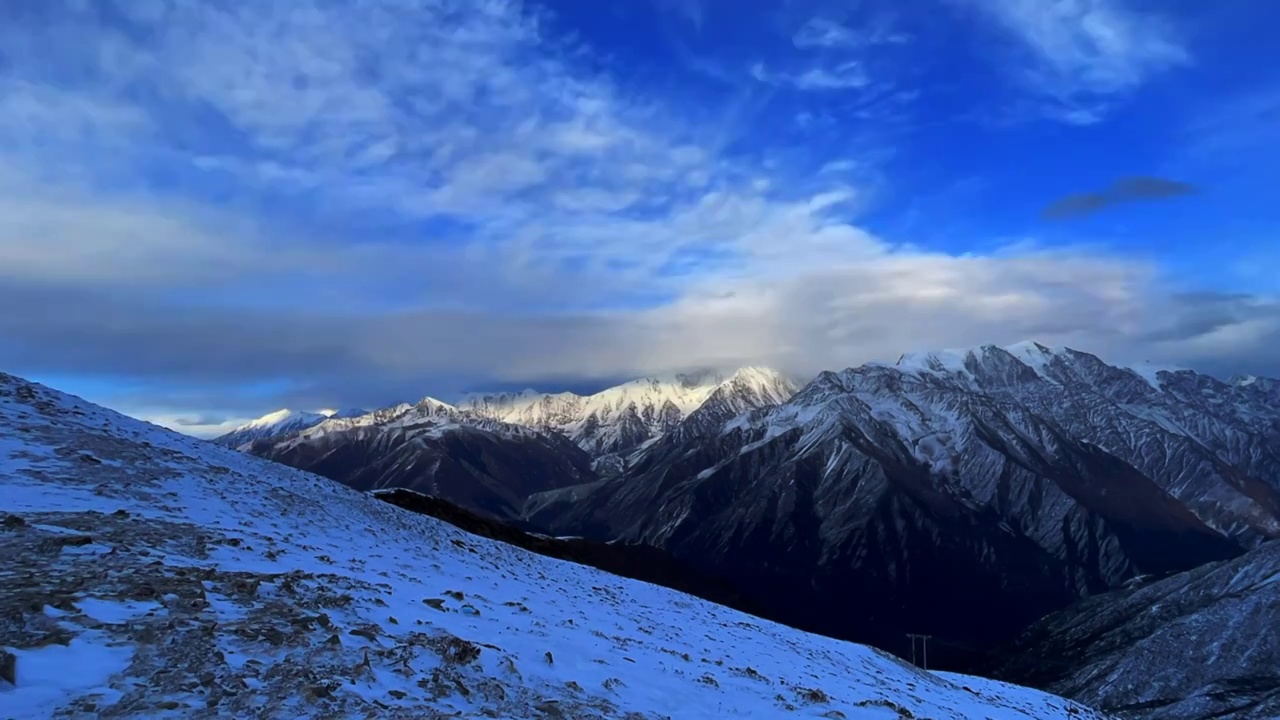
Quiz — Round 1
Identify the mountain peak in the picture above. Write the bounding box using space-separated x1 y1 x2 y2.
213 408 330 447
241 408 320 429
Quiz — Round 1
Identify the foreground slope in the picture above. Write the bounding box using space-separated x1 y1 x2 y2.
0 371 1106 720
994 538 1280 720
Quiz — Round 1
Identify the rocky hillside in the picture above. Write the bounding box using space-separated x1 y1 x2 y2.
993 538 1280 720
0 370 1108 719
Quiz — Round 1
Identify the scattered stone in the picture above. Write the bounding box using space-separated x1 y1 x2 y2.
422 598 446 611
2 514 25 528
1 649 16 685
534 699 564 718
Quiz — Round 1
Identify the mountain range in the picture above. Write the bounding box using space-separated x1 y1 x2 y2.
234 368 797 523
0 369 1106 719
203 342 1280 719
532 343 1278 660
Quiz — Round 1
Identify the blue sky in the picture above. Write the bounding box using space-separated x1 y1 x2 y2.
1 0 1278 436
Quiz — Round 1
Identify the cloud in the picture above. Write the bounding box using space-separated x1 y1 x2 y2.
751 62 871 91
792 18 911 50
965 0 1190 122
1178 86 1280 167
3 184 1277 421
1042 176 1197 219
0 0 1274 426
171 414 229 428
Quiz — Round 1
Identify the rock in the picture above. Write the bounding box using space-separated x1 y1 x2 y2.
1 649 15 685
2 514 25 528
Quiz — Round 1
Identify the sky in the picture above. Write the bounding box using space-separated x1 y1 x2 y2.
1 0 1278 437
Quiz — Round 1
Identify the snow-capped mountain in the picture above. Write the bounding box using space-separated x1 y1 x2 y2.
530 343 1279 667
241 370 797 519
246 397 595 522
995 537 1280 720
462 367 798 457
0 369 1106 719
213 407 366 449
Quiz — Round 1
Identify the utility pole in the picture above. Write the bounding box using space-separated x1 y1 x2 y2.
905 634 933 670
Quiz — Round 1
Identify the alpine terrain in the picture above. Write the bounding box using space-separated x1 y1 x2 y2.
529 343 1279 666
242 367 798 520
0 370 1109 719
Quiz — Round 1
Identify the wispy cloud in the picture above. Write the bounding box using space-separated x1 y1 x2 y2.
965 0 1190 123
751 61 871 91
792 17 912 50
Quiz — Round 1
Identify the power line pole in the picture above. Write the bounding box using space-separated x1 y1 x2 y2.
905 634 933 670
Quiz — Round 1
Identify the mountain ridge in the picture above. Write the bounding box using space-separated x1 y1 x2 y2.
528 343 1278 666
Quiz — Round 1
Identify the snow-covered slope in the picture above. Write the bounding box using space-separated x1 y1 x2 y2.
531 343 1277 664
996 538 1280 720
462 367 798 457
0 370 1106 719
213 407 367 449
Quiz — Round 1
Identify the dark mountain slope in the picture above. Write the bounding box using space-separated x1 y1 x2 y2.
250 404 597 522
992 539 1280 720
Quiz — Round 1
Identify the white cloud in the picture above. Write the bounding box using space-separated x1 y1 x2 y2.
793 18 862 49
0 0 1274 421
967 0 1189 121
792 17 912 50
752 62 871 91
